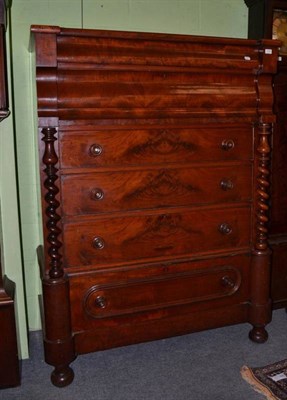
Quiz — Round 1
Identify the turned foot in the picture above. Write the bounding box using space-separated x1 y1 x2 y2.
249 326 268 343
51 365 74 387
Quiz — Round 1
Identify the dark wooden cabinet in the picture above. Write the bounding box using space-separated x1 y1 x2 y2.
31 25 279 386
0 0 9 121
246 0 287 308
0 258 20 388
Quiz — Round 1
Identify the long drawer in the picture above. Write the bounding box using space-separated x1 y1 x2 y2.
61 164 252 215
63 206 251 268
59 125 253 169
69 254 250 332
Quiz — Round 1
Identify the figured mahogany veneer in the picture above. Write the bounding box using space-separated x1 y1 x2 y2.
61 165 252 215
59 126 253 168
31 25 279 387
63 206 251 268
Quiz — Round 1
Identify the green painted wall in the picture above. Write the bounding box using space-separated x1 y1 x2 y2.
0 14 29 358
83 0 248 37
0 115 29 359
3 0 248 358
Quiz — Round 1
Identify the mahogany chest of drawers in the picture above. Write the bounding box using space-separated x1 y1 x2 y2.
31 25 279 386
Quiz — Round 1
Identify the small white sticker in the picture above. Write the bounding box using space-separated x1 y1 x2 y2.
244 56 251 61
269 373 287 382
278 56 282 61
265 49 273 54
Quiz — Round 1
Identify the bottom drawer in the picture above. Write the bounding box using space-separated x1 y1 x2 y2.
69 254 250 332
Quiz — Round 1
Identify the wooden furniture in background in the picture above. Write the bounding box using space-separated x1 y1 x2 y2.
0 0 20 388
245 0 287 308
0 0 9 121
0 251 20 387
31 25 279 386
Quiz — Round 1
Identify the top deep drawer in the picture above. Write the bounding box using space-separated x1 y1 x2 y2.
59 125 253 169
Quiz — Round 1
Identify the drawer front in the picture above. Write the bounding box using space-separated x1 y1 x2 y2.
61 165 252 215
69 254 250 330
56 68 257 117
63 207 251 268
83 266 241 319
59 126 253 169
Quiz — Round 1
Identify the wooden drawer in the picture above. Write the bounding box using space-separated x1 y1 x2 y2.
56 68 257 120
61 164 252 215
69 254 250 331
63 206 251 268
83 266 241 319
59 126 253 169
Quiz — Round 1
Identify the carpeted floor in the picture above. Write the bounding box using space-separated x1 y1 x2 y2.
1 309 287 400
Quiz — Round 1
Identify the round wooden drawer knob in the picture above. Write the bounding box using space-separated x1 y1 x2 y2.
221 276 235 288
89 144 103 157
221 139 235 151
94 295 107 309
92 236 105 249
220 179 234 191
90 188 104 201
218 223 232 235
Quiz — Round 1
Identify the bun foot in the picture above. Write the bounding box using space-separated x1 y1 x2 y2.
249 326 268 343
51 365 74 387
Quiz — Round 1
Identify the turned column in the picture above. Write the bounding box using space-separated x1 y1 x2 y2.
40 125 75 387
249 122 272 343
